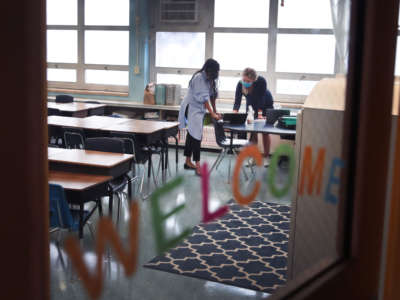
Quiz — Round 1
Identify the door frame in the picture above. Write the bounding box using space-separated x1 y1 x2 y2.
270 0 400 298
2 0 400 299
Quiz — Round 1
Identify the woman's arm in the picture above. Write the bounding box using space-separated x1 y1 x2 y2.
205 101 220 119
210 96 217 113
253 77 267 118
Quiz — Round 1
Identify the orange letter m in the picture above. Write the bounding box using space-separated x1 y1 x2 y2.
299 146 326 196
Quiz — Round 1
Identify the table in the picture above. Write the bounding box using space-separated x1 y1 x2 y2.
48 115 129 131
224 120 296 136
48 148 133 178
48 102 106 117
223 120 296 166
49 170 112 238
48 116 180 185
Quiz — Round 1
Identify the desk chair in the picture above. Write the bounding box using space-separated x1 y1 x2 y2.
84 101 102 116
48 107 60 116
111 132 161 199
49 184 95 239
62 127 85 149
55 95 74 103
108 113 161 198
48 108 62 146
85 137 133 224
210 119 250 183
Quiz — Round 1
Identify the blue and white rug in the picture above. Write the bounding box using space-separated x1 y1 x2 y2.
144 201 290 293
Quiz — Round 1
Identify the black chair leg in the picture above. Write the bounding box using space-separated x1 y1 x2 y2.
79 203 84 239
97 198 103 217
108 190 113 219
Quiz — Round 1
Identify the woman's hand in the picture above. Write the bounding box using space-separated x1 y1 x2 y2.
211 112 222 120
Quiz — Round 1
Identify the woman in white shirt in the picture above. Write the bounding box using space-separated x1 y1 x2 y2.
178 59 221 176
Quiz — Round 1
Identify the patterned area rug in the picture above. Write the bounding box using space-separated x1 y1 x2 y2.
144 201 290 293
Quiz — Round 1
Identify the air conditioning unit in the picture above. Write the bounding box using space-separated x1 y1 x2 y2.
160 0 198 23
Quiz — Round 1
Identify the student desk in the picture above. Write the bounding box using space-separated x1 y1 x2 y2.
48 102 106 117
223 121 297 136
48 115 129 131
48 116 180 184
49 170 112 238
48 148 133 178
224 121 296 155
48 148 134 237
106 119 180 180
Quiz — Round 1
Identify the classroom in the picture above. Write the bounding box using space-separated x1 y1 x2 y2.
3 0 400 300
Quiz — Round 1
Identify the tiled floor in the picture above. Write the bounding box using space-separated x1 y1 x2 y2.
50 149 292 300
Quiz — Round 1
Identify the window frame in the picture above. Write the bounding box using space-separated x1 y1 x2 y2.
46 0 131 93
149 0 339 104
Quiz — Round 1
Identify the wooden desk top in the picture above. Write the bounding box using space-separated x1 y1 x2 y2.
105 119 179 134
48 147 66 158
48 102 106 112
48 115 128 130
224 121 296 136
49 171 112 191
48 116 179 134
48 148 133 168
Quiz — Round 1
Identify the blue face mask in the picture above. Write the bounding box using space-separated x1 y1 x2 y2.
242 81 253 88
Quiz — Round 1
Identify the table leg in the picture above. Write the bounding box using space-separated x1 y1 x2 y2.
147 152 152 194
165 139 169 172
164 139 169 183
229 131 234 154
175 136 178 174
161 143 165 184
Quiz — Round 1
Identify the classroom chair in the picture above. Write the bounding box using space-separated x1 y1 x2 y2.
85 137 133 224
108 112 162 197
84 100 103 116
55 94 74 103
49 184 95 239
210 119 250 183
63 127 85 149
109 132 160 199
48 107 60 116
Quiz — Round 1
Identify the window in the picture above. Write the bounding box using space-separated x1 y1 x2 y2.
85 31 129 66
219 76 241 91
47 30 78 63
47 69 77 83
85 0 129 26
46 0 130 92
85 70 129 86
276 79 319 95
156 74 192 88
151 0 338 103
278 0 333 29
214 33 268 71
276 34 336 74
156 32 206 68
46 0 77 26
214 0 269 28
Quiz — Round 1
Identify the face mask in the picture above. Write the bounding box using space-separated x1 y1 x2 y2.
242 81 253 88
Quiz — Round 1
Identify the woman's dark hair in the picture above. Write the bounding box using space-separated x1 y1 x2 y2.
189 58 220 99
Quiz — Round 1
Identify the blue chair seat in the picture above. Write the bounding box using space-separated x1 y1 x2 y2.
69 209 91 232
49 184 94 235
